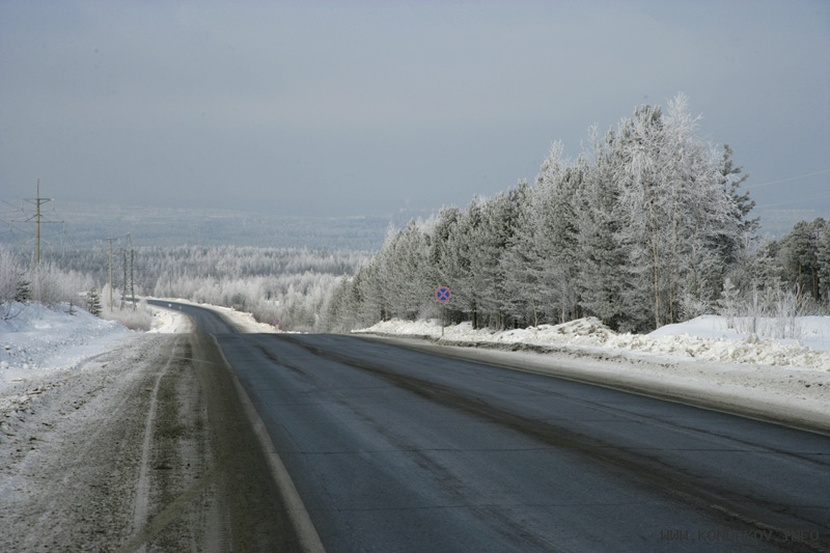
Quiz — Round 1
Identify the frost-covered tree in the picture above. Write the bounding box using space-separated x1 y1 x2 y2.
499 181 541 326
446 200 486 328
0 246 23 304
384 220 430 319
469 189 524 328
340 94 758 332
575 127 629 330
514 142 584 325
614 95 753 329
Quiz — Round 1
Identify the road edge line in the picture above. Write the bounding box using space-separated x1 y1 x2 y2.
210 336 326 553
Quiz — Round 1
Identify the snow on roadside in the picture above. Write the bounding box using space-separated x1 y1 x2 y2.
0 296 273 388
0 303 130 383
355 315 830 431
356 315 830 370
147 303 193 334
149 297 281 333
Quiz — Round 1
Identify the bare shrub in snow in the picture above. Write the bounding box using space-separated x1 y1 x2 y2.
101 298 153 331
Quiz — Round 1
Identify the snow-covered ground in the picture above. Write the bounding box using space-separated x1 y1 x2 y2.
357 315 830 369
0 303 131 383
151 297 280 334
0 302 195 382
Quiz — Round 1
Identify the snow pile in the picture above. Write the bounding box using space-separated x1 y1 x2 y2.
149 298 281 333
147 305 193 334
356 315 830 370
0 303 130 382
199 303 280 333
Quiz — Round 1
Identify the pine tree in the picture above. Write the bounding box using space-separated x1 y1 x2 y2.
576 128 629 330
15 279 32 303
781 218 824 306
531 143 584 324
86 288 102 317
816 219 830 306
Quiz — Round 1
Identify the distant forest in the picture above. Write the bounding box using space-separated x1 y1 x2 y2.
3 96 829 333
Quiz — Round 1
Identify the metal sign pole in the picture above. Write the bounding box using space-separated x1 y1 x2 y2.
435 285 451 340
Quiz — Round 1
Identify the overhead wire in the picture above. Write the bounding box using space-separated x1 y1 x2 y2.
745 168 830 189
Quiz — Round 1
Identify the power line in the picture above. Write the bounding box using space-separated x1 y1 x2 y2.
746 168 830 190
755 188 830 210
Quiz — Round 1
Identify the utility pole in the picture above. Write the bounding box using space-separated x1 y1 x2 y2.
20 179 62 268
122 247 127 309
127 233 135 310
107 234 116 310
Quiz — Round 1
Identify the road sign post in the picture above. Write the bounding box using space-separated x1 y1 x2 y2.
435 286 451 338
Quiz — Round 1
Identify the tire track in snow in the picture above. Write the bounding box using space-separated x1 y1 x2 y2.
128 334 183 552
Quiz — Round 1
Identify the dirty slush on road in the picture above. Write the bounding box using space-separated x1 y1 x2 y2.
0 332 300 552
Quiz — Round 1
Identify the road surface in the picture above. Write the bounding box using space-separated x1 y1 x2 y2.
154 300 830 552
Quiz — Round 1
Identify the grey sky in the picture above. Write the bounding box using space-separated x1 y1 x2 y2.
2 0 828 227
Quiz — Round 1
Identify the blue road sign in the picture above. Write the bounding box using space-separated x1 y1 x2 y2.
435 286 451 304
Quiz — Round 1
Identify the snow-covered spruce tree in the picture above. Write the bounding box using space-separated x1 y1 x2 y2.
779 218 825 308
424 206 464 323
538 158 585 324
15 279 32 303
468 189 525 329
445 199 486 328
498 181 541 327
574 126 630 331
373 227 402 321
354 259 387 324
817 219 830 308
86 288 102 316
512 141 583 326
325 275 362 331
385 220 431 320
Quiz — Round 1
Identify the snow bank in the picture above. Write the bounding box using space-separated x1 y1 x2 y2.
149 298 281 333
0 303 130 382
356 315 830 371
147 304 193 334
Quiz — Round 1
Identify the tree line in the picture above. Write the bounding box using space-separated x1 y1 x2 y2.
4 95 828 334
326 95 826 333
1 244 368 331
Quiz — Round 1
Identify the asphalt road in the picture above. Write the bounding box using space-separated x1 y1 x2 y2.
152 300 830 552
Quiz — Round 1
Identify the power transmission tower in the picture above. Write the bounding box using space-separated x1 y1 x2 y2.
107 234 117 310
18 179 62 267
120 233 136 310
122 246 127 309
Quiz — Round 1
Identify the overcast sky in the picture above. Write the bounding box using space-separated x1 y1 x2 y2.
2 0 828 226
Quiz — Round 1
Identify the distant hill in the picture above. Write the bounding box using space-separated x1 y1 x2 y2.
2 199 812 259
0 201 406 253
